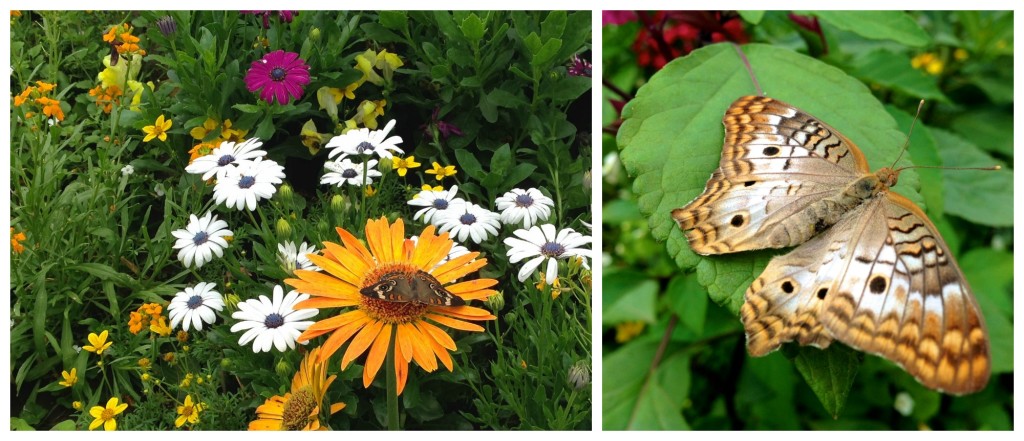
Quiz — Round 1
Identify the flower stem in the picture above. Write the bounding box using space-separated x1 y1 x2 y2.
386 326 399 430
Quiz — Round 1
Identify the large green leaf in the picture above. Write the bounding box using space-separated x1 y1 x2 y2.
931 128 1014 227
959 249 1014 374
618 43 919 313
809 11 930 47
850 49 949 102
602 340 658 429
792 344 862 418
602 269 658 325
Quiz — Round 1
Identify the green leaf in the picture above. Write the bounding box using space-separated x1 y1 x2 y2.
531 38 563 69
602 340 659 430
950 109 1014 157
602 269 658 325
10 417 35 430
540 11 567 41
618 43 919 312
489 143 512 172
665 275 707 336
738 11 766 24
500 163 536 189
453 148 486 181
459 13 486 42
523 32 543 55
602 198 642 224
810 11 930 46
378 11 408 33
50 420 77 431
850 49 949 102
792 345 862 418
960 249 1014 374
233 104 262 114
628 378 690 430
931 128 1013 227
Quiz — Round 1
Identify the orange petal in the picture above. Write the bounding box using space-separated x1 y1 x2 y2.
457 289 497 301
405 325 438 372
305 255 363 289
302 310 364 336
363 323 392 388
288 271 360 300
365 218 388 264
312 314 370 361
322 241 370 283
330 402 346 414
395 323 415 363
431 252 479 280
446 278 498 293
341 319 384 369
294 297 360 310
395 342 409 396
415 320 457 351
432 305 497 320
419 324 454 372
335 227 375 267
426 313 487 332
433 254 487 284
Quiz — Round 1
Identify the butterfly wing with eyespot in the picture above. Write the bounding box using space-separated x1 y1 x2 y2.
358 271 465 306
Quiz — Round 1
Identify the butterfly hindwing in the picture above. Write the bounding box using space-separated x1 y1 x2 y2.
359 271 465 307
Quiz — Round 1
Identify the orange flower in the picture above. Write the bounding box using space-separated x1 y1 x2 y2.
13 88 33 107
188 141 219 163
34 81 56 93
89 85 122 114
34 96 64 121
249 347 345 430
11 228 27 254
286 217 497 395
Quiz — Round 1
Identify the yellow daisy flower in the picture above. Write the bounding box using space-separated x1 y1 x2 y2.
59 368 78 387
83 330 113 355
421 184 443 192
285 217 498 395
142 114 172 142
249 347 344 430
392 156 421 177
175 395 205 427
424 162 457 182
88 397 128 431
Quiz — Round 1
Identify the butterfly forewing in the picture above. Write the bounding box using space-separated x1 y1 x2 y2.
684 95 991 394
673 96 870 255
359 270 465 307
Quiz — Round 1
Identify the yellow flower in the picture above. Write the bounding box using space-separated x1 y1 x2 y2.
72 401 83 410
343 81 361 99
11 228 27 254
354 49 385 86
300 119 332 156
954 48 969 61
352 99 386 129
220 119 248 142
391 156 421 177
190 118 219 140
364 186 378 197
421 184 443 192
150 316 172 337
911 52 944 75
424 162 457 181
249 347 345 430
615 321 646 343
175 395 205 427
142 114 172 142
59 368 78 388
138 357 151 369
97 53 142 89
88 397 128 431
285 218 497 395
83 330 113 355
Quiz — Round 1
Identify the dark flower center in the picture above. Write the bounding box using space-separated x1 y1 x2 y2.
270 67 287 81
540 242 566 258
186 295 204 310
432 198 449 209
238 175 256 189
192 231 209 246
514 194 535 208
216 154 236 166
341 169 358 179
459 213 477 225
355 141 374 154
264 313 285 329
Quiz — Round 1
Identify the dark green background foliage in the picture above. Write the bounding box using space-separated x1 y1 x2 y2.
10 10 591 430
603 11 1012 430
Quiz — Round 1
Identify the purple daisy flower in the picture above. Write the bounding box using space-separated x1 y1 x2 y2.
245 50 311 105
568 55 592 78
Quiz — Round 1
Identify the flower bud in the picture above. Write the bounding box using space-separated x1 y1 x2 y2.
310 27 321 41
484 291 505 312
330 194 346 213
275 359 293 376
276 217 292 238
278 183 293 204
220 358 233 369
224 293 241 312
378 157 394 174
156 15 177 37
567 360 591 390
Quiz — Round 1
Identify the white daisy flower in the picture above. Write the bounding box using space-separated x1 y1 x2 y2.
168 282 225 332
504 224 592 284
185 138 267 180
325 119 404 161
171 212 232 268
320 158 381 187
277 241 321 275
407 185 466 224
435 203 502 244
494 188 555 228
230 285 318 353
213 157 286 211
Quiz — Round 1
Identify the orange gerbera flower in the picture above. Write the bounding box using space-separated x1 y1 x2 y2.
249 347 345 431
286 217 498 395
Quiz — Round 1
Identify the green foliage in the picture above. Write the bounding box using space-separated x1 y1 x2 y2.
604 10 1012 430
10 10 590 430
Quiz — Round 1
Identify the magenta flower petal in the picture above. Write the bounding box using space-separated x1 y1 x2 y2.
244 50 310 105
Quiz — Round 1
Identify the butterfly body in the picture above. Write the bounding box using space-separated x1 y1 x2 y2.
359 270 465 307
673 95 990 394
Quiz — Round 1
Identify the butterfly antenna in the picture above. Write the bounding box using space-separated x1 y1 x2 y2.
732 43 764 96
891 99 1002 173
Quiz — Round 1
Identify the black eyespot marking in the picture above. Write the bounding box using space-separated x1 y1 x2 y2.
814 218 828 233
744 180 756 187
730 215 744 227
869 275 887 294
781 280 794 294
763 146 780 156
817 288 828 300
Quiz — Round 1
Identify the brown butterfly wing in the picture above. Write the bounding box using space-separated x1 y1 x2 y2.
358 271 465 306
